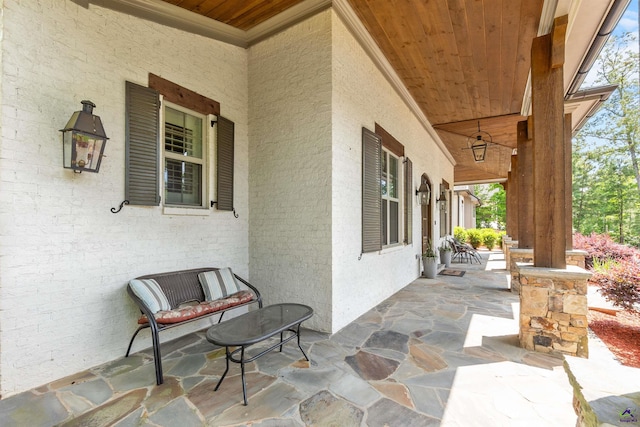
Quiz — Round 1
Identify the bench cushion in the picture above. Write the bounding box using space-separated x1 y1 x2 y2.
198 268 244 301
129 278 171 313
138 290 255 325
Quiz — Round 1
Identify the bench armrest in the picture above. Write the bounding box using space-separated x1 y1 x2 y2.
234 274 263 308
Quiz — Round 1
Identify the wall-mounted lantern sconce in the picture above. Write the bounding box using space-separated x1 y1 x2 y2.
436 189 448 211
60 100 109 173
415 181 431 205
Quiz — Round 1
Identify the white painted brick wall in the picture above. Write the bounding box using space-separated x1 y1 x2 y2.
248 11 333 333
331 12 455 332
248 10 454 334
0 1 249 396
0 0 455 395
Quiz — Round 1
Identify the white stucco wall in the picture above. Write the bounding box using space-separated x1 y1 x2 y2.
248 12 333 332
0 1 249 396
331 12 455 332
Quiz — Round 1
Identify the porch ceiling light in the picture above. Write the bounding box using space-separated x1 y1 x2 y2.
415 181 430 205
60 100 109 173
467 121 491 163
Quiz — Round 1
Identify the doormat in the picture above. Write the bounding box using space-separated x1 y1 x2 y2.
438 269 465 277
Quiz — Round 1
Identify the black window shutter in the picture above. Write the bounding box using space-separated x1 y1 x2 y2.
125 81 160 206
216 116 234 211
404 157 413 244
362 127 382 253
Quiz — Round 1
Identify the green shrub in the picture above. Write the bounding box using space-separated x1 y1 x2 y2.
453 226 467 243
467 229 482 249
497 231 506 248
481 228 498 250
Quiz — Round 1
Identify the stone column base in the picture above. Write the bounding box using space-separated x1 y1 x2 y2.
504 239 518 270
517 264 592 358
509 249 588 294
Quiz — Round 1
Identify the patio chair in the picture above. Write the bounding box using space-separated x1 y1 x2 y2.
448 238 469 263
451 237 481 264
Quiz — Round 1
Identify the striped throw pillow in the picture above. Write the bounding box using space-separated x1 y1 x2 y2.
129 278 171 313
198 268 243 302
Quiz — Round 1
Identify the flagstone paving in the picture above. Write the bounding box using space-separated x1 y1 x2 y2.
0 251 617 426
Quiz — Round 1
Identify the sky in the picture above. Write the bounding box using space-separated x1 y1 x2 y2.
583 1 639 87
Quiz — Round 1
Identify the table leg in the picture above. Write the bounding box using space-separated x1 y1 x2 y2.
296 324 309 361
214 346 231 392
240 346 248 405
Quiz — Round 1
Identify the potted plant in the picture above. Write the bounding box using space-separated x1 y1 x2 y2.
439 240 452 267
422 240 438 279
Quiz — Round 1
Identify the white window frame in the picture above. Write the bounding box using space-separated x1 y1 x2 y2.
160 100 211 211
381 148 403 247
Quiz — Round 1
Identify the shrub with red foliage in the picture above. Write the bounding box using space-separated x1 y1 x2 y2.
574 232 639 268
590 261 640 312
575 233 640 313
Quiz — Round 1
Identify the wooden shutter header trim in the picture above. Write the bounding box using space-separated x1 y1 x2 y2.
375 123 404 157
148 73 220 116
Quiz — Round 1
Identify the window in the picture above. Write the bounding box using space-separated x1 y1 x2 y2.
381 149 400 245
125 78 235 213
162 103 207 207
362 126 412 253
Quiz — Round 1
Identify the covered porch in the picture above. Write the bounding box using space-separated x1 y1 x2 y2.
2 251 635 426
0 0 633 411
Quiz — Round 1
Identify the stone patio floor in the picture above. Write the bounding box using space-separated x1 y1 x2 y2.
0 251 635 426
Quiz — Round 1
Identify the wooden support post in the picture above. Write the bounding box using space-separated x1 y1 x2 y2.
510 155 519 241
517 120 534 249
531 16 567 268
505 177 513 237
565 113 573 250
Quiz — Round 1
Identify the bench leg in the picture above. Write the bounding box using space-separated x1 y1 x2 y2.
150 324 163 385
125 325 147 357
125 324 163 385
280 332 284 352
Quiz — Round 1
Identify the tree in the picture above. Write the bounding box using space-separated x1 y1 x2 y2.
580 33 639 195
573 33 640 245
474 183 506 229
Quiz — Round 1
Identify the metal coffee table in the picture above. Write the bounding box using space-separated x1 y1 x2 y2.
206 303 313 405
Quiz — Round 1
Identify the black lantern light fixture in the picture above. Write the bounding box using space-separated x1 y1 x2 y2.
467 121 491 163
415 181 431 205
60 100 109 173
436 188 448 211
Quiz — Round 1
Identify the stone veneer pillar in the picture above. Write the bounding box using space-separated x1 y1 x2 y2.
517 264 591 358
510 249 588 294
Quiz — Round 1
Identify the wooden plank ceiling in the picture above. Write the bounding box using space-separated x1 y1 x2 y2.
161 0 306 31
161 0 545 183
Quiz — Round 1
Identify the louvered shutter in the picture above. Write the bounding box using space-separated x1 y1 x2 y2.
362 127 382 253
404 157 413 244
125 81 160 206
216 116 234 211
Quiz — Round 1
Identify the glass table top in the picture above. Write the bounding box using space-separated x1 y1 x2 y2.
206 303 313 346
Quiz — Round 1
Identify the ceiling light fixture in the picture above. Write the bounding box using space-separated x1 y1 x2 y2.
467 121 491 163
